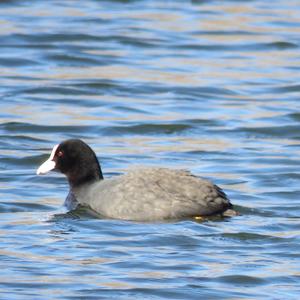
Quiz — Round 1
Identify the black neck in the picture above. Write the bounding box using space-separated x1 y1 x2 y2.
67 162 103 188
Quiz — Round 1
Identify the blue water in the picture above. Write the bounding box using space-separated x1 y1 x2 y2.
1 1 300 299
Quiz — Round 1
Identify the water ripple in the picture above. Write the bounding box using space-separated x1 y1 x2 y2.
0 0 300 299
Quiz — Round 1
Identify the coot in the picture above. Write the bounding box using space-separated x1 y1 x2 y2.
37 139 234 221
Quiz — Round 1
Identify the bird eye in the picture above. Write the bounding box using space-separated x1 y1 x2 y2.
57 151 64 157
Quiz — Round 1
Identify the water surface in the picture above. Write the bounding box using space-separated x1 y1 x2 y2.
0 1 300 299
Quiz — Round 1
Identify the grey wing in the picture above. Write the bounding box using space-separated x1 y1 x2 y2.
151 170 232 217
